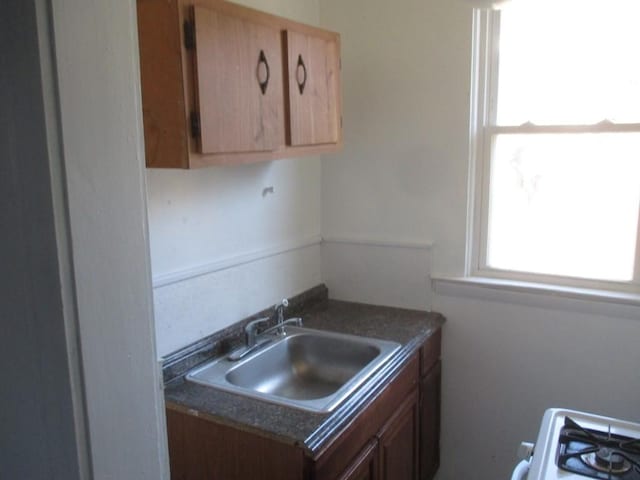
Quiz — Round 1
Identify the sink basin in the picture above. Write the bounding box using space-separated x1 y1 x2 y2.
186 326 400 412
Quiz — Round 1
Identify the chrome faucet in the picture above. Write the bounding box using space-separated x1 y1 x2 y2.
274 298 289 335
227 298 303 361
244 299 289 347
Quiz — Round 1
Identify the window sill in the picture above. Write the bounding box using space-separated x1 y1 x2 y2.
431 275 640 317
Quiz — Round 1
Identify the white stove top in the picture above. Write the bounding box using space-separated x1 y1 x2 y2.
527 408 640 480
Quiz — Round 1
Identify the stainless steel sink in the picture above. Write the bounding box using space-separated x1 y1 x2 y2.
186 326 400 412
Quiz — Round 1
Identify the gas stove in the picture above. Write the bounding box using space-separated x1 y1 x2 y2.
513 409 640 480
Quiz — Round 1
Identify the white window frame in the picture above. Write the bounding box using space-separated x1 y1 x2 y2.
468 8 640 294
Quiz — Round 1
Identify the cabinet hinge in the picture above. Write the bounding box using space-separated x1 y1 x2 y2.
184 21 196 50
190 111 201 138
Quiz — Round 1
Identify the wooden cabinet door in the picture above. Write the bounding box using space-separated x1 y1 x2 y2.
337 439 379 480
419 361 441 480
377 389 419 480
193 6 284 154
285 30 340 146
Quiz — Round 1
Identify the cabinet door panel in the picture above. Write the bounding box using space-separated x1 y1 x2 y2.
285 30 340 146
337 439 379 480
420 362 441 480
378 389 419 480
193 6 284 154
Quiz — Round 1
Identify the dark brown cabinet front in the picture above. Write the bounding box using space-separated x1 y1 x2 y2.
337 439 379 480
378 389 419 480
419 361 441 480
418 327 442 480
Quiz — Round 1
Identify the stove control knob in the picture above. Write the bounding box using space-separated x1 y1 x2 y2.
518 442 534 460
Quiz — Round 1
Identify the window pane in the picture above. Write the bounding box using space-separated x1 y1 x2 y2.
486 133 640 281
496 0 640 125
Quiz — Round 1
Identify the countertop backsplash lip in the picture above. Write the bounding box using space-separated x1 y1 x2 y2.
162 288 445 456
161 284 329 384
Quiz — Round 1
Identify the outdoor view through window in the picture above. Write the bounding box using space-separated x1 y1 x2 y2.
481 0 640 284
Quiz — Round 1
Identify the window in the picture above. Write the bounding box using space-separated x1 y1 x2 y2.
470 0 640 292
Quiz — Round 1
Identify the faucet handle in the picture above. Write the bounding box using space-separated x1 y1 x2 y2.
245 316 270 331
245 317 270 346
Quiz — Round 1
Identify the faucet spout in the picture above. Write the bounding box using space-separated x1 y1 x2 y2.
274 298 289 335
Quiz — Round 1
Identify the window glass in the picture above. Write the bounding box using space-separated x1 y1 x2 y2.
486 133 640 281
496 0 640 126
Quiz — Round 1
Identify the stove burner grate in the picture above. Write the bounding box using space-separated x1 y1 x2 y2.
557 417 640 480
582 449 632 475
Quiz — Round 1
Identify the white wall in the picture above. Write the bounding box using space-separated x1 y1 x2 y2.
148 0 323 357
322 238 432 310
319 0 472 276
319 0 471 308
318 1 640 480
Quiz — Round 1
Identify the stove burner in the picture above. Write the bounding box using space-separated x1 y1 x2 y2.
556 417 640 480
582 449 632 474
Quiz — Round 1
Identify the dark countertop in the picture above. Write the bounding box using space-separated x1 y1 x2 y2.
164 298 445 457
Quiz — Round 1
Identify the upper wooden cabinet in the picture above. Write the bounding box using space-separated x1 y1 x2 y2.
136 0 342 168
285 30 341 147
193 6 284 154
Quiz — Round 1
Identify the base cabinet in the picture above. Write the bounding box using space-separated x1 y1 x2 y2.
166 328 441 480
